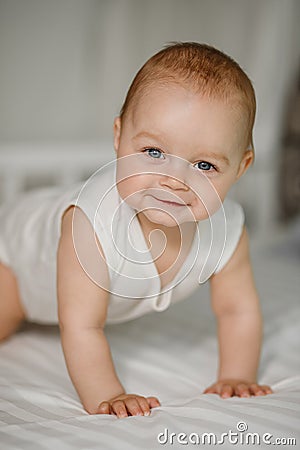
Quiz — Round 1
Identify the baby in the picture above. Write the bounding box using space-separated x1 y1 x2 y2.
0 42 273 418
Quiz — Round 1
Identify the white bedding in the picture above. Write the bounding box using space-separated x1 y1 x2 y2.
0 222 299 450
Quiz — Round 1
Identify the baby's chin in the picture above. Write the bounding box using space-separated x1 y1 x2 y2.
138 207 204 228
140 209 183 228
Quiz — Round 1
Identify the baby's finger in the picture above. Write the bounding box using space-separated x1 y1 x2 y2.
137 397 151 416
146 396 161 409
249 384 266 396
124 398 143 416
97 401 111 415
220 384 233 399
111 400 128 418
261 385 273 394
235 384 250 398
207 383 223 396
203 386 217 394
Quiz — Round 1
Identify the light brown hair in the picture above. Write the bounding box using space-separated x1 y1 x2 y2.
120 42 256 152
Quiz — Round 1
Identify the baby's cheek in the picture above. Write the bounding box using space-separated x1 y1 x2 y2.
190 190 223 220
116 182 148 215
187 171 225 217
116 178 138 201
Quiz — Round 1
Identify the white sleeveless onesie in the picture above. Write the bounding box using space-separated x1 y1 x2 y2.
0 159 244 325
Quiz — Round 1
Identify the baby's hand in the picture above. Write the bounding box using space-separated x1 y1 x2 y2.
204 379 273 398
97 393 161 418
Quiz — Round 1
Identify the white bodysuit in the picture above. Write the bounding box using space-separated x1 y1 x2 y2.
0 159 244 325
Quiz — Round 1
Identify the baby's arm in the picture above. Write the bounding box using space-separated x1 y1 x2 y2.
57 206 160 416
205 225 273 398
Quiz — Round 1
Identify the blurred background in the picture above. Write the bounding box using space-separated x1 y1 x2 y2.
0 0 299 243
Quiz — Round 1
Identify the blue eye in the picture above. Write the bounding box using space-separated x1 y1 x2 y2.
143 148 165 159
194 161 216 171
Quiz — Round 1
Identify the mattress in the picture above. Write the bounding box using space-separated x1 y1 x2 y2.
0 220 299 449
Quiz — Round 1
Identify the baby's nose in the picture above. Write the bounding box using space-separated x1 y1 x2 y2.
160 175 189 191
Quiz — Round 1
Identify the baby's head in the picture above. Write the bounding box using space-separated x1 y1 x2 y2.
114 42 256 226
119 42 255 153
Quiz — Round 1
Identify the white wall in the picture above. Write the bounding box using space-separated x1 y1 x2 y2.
0 0 299 236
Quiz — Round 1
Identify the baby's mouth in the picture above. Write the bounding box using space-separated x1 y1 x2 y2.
151 195 188 207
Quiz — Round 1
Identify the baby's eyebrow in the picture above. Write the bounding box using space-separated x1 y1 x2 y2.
196 152 230 166
132 131 162 141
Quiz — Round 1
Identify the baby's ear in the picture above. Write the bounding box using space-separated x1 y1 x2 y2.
236 150 254 180
113 117 122 153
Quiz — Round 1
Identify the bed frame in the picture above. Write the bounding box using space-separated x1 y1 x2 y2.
0 141 112 203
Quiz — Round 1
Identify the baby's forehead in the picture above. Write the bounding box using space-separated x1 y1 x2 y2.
136 78 243 106
125 82 249 152
130 81 245 122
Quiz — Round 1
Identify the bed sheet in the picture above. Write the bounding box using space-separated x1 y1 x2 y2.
0 222 299 450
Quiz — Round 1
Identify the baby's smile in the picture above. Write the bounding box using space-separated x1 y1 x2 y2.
150 195 188 207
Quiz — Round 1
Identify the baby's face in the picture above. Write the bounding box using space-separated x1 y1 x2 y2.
114 84 253 228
